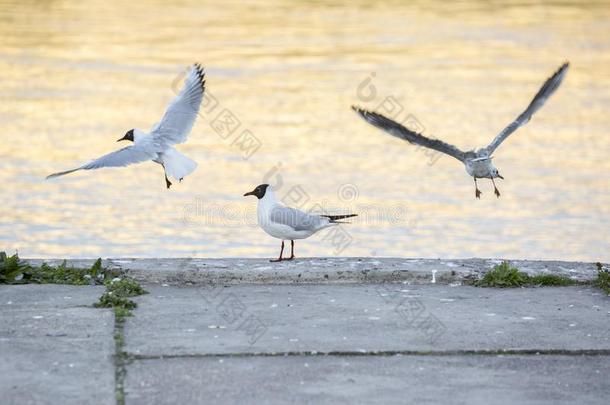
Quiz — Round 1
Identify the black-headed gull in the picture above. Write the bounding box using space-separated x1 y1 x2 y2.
353 62 569 198
47 63 206 189
244 184 357 262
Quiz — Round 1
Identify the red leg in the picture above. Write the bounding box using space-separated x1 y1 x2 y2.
270 241 285 262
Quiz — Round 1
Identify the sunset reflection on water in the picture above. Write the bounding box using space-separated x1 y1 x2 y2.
1 0 608 261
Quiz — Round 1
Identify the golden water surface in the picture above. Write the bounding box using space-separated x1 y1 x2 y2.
1 0 609 260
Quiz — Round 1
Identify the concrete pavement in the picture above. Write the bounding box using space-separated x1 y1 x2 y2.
2 258 609 404
125 285 609 356
125 355 609 405
0 285 115 405
123 284 609 404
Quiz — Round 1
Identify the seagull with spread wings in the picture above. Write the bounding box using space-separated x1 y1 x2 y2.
353 62 569 198
47 63 206 189
244 184 357 262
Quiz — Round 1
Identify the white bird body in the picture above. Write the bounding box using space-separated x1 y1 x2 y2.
465 156 496 179
244 184 357 261
256 188 336 240
154 147 198 183
47 63 206 189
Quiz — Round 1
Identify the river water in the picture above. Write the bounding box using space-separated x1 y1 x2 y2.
1 0 608 261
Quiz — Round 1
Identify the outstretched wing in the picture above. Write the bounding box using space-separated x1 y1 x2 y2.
150 63 206 148
269 206 326 232
484 62 569 155
352 106 466 162
46 140 158 179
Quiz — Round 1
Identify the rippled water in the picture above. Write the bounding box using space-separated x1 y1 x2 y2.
1 0 609 261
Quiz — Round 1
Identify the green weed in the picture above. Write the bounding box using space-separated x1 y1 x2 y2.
475 261 577 288
594 262 610 295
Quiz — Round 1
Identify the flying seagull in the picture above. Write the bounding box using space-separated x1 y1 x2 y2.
244 184 357 262
47 63 206 189
352 62 569 198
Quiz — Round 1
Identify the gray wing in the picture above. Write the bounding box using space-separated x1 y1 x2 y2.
46 140 158 179
352 106 466 162
269 206 326 231
484 62 569 155
150 63 206 147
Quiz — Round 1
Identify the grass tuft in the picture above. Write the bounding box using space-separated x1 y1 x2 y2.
104 277 147 296
475 262 529 287
95 278 148 321
529 273 576 286
475 261 578 288
594 262 610 295
0 252 119 285
0 252 25 283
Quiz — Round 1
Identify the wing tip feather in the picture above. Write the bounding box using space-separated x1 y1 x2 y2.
192 62 206 92
45 168 80 180
555 61 570 81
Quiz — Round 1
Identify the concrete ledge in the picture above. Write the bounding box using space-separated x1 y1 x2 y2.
23 258 603 285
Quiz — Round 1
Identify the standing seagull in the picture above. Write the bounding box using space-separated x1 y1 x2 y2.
352 62 569 198
47 63 206 189
244 184 357 262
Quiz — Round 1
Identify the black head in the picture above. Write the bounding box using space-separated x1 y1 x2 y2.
243 184 270 199
117 129 134 142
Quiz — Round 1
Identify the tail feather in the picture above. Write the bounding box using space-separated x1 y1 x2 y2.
162 148 197 181
322 214 357 223
46 168 81 179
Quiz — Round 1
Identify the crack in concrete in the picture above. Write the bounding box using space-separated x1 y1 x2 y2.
128 348 610 361
113 317 127 405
